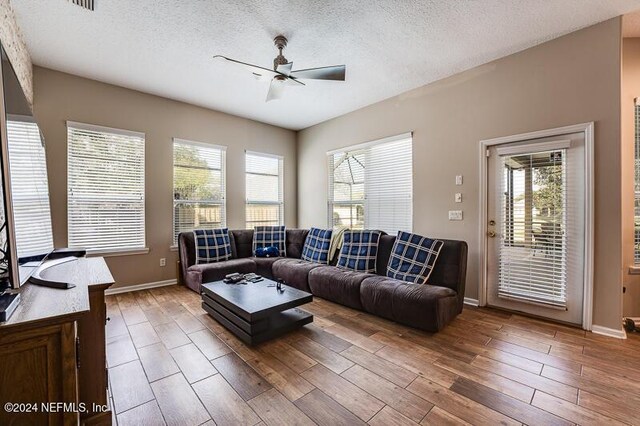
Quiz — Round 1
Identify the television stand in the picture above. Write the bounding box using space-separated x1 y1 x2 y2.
0 257 114 425
0 291 19 322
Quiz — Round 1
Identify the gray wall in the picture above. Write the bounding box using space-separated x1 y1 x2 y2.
33 66 297 290
297 18 623 330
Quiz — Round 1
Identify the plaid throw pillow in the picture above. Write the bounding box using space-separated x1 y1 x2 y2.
194 228 232 264
301 227 333 264
337 230 381 272
387 231 443 284
253 225 286 257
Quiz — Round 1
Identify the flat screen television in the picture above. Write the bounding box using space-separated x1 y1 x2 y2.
0 43 55 291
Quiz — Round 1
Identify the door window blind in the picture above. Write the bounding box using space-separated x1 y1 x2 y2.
173 139 225 244
498 149 568 308
6 118 54 258
67 122 145 253
634 100 640 263
328 134 412 234
245 152 283 228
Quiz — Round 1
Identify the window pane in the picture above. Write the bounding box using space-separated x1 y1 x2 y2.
328 135 412 234
173 140 226 244
246 204 281 227
245 152 283 228
7 119 54 258
331 203 364 229
67 124 145 252
246 174 279 202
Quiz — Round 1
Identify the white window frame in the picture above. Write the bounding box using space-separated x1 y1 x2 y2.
172 138 226 247
245 151 284 229
327 132 413 234
67 121 147 256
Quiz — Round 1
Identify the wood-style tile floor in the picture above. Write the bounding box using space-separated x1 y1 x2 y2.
106 284 640 426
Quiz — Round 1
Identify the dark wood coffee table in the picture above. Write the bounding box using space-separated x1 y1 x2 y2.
201 277 313 345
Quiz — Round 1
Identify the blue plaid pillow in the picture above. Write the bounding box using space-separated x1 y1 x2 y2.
337 230 381 272
253 225 286 257
301 227 333 264
387 231 443 284
194 228 232 264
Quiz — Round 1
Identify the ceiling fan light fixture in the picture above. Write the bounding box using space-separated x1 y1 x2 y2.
213 34 346 102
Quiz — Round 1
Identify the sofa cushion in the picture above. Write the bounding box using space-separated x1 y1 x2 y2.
272 258 323 292
253 225 286 256
251 256 280 279
301 227 332 264
230 230 253 258
387 231 443 284
391 283 458 332
308 266 375 310
184 258 257 292
285 229 310 259
359 276 402 321
193 228 232 264
337 230 382 273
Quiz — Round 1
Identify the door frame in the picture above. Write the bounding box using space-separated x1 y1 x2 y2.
478 122 595 330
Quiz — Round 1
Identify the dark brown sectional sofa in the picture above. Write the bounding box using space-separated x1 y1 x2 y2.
179 229 468 332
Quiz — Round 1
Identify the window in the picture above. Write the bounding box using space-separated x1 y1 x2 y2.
635 99 640 263
6 117 54 258
173 139 226 244
67 122 145 253
245 151 284 228
328 133 412 234
498 148 568 307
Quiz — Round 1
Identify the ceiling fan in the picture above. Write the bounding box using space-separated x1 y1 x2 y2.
213 35 346 102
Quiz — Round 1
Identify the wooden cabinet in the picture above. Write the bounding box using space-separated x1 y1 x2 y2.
0 258 114 425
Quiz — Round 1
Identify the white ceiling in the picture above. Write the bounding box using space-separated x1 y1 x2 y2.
11 0 640 130
624 9 640 36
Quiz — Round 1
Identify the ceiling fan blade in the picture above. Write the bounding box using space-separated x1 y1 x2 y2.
266 78 286 102
213 55 278 79
276 62 293 76
290 64 346 81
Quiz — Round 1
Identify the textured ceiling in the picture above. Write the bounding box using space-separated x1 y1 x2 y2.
624 9 640 36
11 0 640 130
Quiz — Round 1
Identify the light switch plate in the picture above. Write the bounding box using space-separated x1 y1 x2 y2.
455 175 463 185
455 193 462 203
448 210 463 221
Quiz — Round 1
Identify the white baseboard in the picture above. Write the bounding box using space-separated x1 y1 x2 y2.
105 279 177 295
464 297 479 307
591 325 627 340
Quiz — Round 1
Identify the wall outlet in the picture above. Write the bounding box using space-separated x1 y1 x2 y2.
448 210 463 221
160 258 166 267
455 175 463 186
455 193 462 203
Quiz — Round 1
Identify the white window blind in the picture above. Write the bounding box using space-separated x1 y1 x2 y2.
245 152 283 228
173 139 226 244
328 133 412 234
634 99 640 263
6 118 54 258
498 148 568 308
67 122 145 253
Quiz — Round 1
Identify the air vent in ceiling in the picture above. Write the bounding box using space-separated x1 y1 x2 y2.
68 0 94 11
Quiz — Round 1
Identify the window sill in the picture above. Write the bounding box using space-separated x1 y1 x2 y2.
86 247 150 258
629 265 640 275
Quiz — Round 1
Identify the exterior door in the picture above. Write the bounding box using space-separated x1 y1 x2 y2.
486 132 585 325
